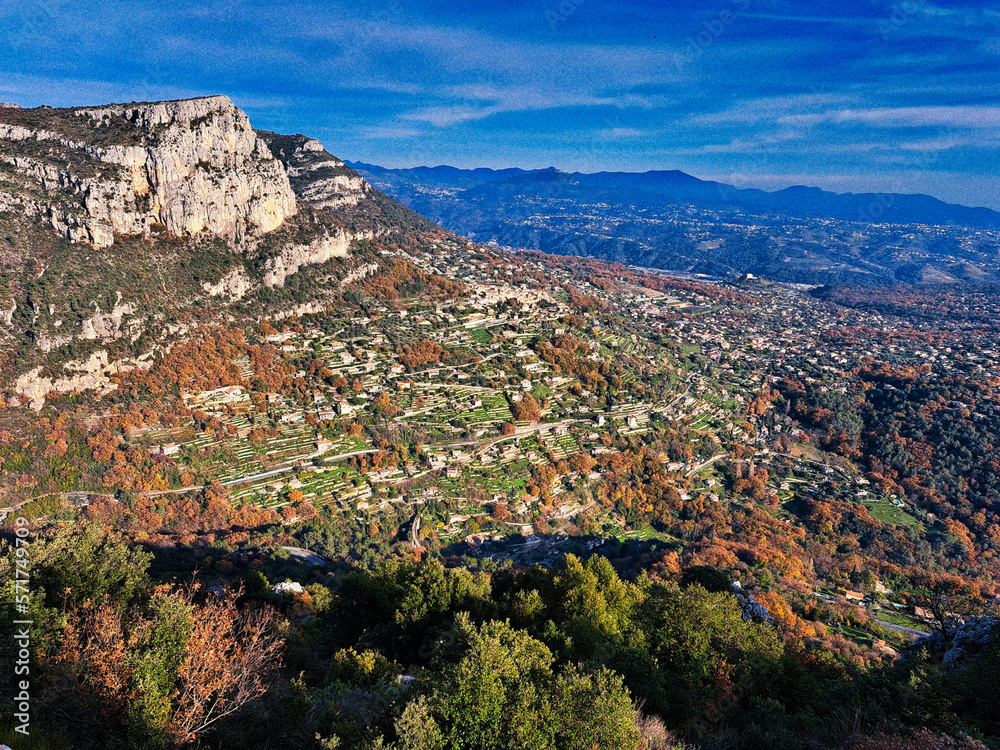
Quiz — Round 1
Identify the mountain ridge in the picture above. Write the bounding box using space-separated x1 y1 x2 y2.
0 96 300 247
347 161 1000 226
349 161 1000 285
0 96 449 405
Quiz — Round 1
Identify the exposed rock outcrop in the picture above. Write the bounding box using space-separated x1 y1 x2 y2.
272 581 306 596
257 131 374 211
0 299 15 326
202 266 256 299
14 350 151 409
910 616 997 668
79 292 140 341
339 262 381 288
0 96 297 247
731 582 776 626
261 229 367 287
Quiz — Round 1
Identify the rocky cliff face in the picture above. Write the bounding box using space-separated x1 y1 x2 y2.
13 350 152 410
0 96 297 247
258 129 439 241
0 96 369 405
257 131 374 212
261 229 363 288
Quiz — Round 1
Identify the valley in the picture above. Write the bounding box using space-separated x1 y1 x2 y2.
351 162 1000 286
1 97 998 750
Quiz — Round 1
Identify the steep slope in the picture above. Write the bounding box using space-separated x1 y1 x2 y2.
258 130 370 212
0 97 435 406
260 132 437 235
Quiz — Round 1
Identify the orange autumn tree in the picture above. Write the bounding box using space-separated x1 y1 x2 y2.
40 586 283 748
511 393 541 422
167 590 285 743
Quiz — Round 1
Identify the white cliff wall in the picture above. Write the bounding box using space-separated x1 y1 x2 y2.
0 96 298 247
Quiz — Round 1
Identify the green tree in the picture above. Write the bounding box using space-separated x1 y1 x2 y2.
31 524 153 610
424 616 639 750
393 559 495 660
552 555 625 635
547 555 644 660
638 582 784 726
396 696 444 750
428 616 555 750
551 665 639 750
124 592 195 747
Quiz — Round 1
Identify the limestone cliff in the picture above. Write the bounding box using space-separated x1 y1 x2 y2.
261 229 365 288
13 350 151 410
257 130 436 235
257 131 373 212
0 96 297 247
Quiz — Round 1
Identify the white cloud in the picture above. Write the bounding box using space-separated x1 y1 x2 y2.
687 93 861 125
734 13 873 24
600 128 646 138
400 85 637 127
659 130 808 155
979 37 1000 56
401 105 499 127
362 125 425 139
778 106 1000 129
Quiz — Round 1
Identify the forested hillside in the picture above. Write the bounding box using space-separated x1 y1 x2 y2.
3 529 999 749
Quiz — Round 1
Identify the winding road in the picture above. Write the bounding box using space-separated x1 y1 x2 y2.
141 447 379 498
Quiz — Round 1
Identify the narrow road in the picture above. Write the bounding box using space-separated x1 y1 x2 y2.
664 372 697 412
397 352 504 383
553 500 595 520
410 514 422 549
143 417 582 499
140 388 670 500
141 447 379 497
318 448 380 464
438 419 586 452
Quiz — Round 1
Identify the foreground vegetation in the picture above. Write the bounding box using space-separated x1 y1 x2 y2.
0 525 997 749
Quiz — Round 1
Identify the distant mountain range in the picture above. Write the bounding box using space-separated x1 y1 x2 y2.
348 163 1000 229
348 162 1000 285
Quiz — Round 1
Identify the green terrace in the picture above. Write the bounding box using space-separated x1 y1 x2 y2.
860 496 924 529
688 412 724 431
597 332 637 354
538 431 580 459
469 327 493 345
226 462 376 510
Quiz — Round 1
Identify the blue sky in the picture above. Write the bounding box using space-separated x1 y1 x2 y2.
2 0 999 209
